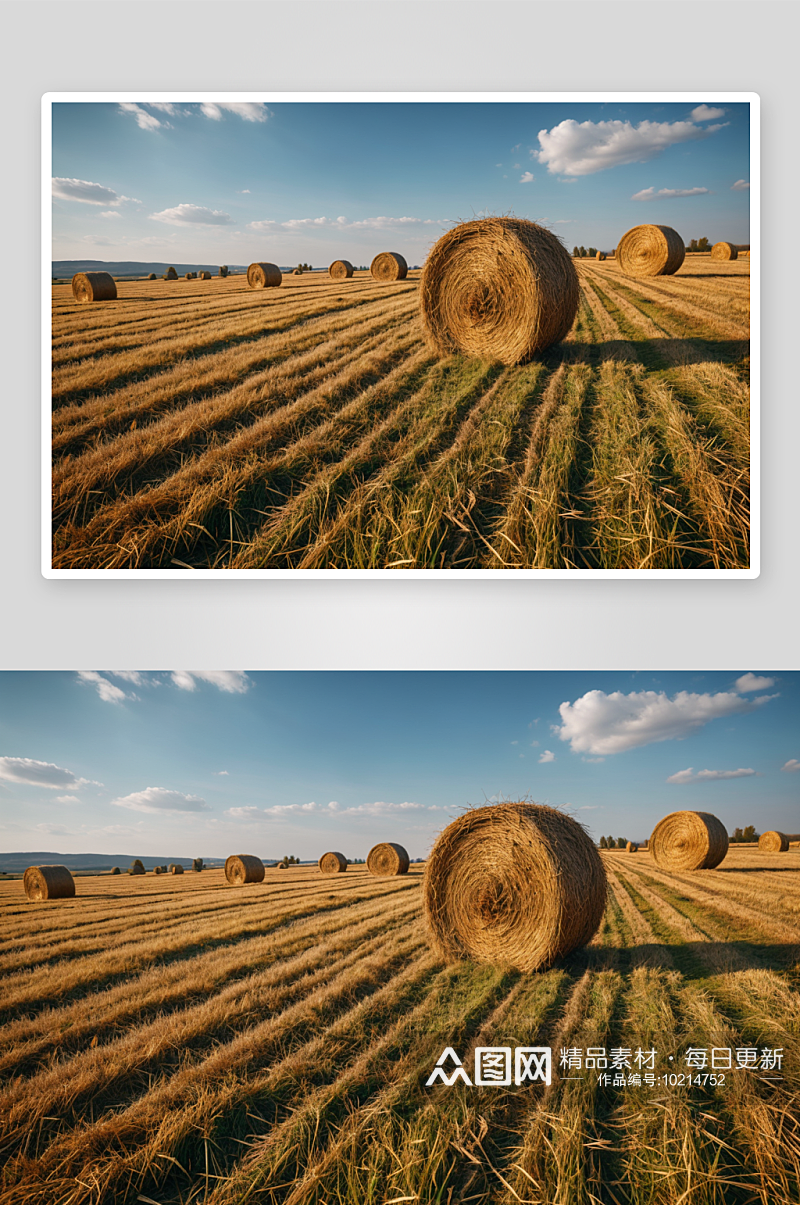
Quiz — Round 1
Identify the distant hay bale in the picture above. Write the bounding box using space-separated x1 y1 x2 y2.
616 224 685 277
185 273 193 280
147 273 157 280
367 842 409 877
219 266 229 277
625 841 638 853
650 810 728 870
419 217 579 364
711 241 738 261
319 851 348 875
192 858 204 872
758 831 800 852
224 854 265 885
329 259 354 280
293 268 303 275
72 272 117 303
247 262 282 289
164 268 178 280
370 252 408 282
23 865 75 901
596 251 606 261
423 802 607 973
111 867 120 875
154 866 163 874
129 859 145 876
169 863 184 875
198 271 211 280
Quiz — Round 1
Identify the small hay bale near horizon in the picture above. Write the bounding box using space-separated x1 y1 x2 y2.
596 251 606 261
164 267 178 280
423 802 607 972
616 224 685 277
129 859 145 876
625 841 638 852
110 866 120 875
219 265 229 277
419 217 579 365
318 851 348 875
199 271 211 280
247 262 282 289
71 272 117 303
367 842 409 877
147 273 157 280
329 259 354 280
23 865 75 901
224 854 265 886
758 830 800 852
154 866 163 875
169 863 184 874
650 810 729 870
711 241 738 261
370 252 408 283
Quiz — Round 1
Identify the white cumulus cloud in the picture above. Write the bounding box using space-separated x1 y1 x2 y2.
667 767 756 785
150 204 234 227
77 671 130 704
170 671 252 694
36 822 74 836
111 787 210 813
201 102 270 123
52 177 138 207
731 179 750 191
538 750 555 763
118 102 163 130
690 105 726 122
781 759 800 773
0 757 87 789
519 171 535 184
632 186 709 201
55 795 82 804
734 673 775 692
556 687 774 756
534 118 723 177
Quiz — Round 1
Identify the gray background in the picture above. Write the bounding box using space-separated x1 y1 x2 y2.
1 1 795 670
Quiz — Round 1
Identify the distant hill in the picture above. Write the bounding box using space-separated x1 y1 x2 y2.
0 850 227 873
52 261 248 278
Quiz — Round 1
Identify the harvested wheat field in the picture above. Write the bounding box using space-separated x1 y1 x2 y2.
1 846 797 1205
50 256 751 570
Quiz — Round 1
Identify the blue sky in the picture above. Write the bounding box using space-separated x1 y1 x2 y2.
51 99 751 264
0 671 794 859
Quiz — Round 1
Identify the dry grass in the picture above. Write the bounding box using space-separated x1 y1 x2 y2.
50 259 751 569
0 848 798 1204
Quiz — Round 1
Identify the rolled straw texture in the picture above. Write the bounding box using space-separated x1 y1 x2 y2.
199 271 211 280
419 217 579 364
596 251 606 261
154 866 163 874
247 262 282 289
319 851 348 874
329 259 354 280
219 266 229 277
625 841 638 852
23 865 75 901
758 831 800 852
367 842 409 877
650 810 729 870
225 854 265 885
616 224 685 277
370 252 408 282
147 273 157 280
293 268 303 275
711 241 738 261
423 802 607 972
169 863 184 874
111 867 120 875
72 272 117 303
185 273 193 280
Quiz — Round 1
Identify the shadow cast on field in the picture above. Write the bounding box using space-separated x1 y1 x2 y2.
562 336 749 369
627 940 799 978
714 866 800 873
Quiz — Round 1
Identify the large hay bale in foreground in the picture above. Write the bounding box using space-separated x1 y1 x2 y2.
224 854 265 885
596 251 606 261
625 841 638 853
616 224 685 277
72 271 117 303
650 810 728 870
423 803 607 972
367 842 409 876
319 851 348 875
711 241 738 261
758 831 800 852
370 251 408 282
169 863 184 875
23 865 75 901
329 259 354 280
247 262 282 289
419 217 579 364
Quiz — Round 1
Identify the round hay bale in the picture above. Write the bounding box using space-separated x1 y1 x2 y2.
111 867 120 875
71 272 117 303
370 252 408 282
329 259 354 280
247 262 282 289
198 270 211 280
219 266 228 277
757 831 800 852
168 863 184 875
147 273 157 280
318 851 348 875
185 273 193 280
625 841 638 853
129 859 145 876
367 842 409 877
419 217 579 364
23 865 75 901
711 241 738 261
224 854 265 886
616 224 685 277
154 866 163 874
650 810 728 871
596 251 606 261
423 802 607 973
293 267 303 275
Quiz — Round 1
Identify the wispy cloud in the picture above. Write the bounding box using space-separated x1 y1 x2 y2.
667 767 756 785
111 787 211 814
118 102 163 131
0 757 94 790
200 102 270 123
170 671 252 694
731 179 750 191
734 673 775 692
55 795 81 804
632 186 709 201
534 118 725 177
247 214 439 234
690 105 726 122
225 800 434 821
538 750 555 763
52 178 139 207
77 671 131 704
150 204 234 227
782 759 800 773
519 171 535 184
